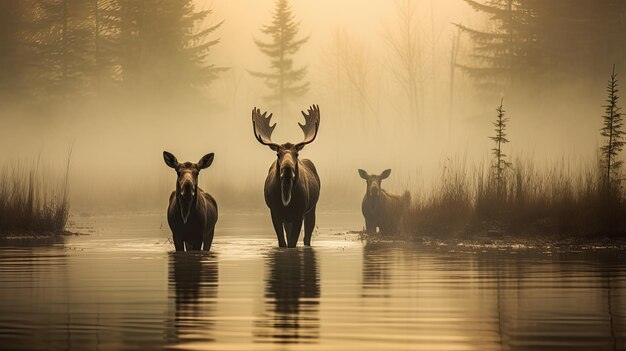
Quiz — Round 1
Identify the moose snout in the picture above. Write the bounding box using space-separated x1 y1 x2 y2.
280 167 294 180
369 185 380 197
180 179 195 198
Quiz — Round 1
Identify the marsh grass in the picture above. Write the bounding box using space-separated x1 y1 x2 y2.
407 158 626 238
407 160 472 236
0 154 71 235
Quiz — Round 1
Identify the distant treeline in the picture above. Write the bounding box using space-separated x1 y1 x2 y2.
458 0 626 93
0 0 223 101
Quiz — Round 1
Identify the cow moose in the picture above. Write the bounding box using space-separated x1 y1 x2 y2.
163 151 218 251
252 105 321 248
359 169 410 234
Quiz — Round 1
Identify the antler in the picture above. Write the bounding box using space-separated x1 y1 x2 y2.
252 107 279 149
296 104 320 149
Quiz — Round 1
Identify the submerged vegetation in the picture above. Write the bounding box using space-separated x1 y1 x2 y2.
0 155 71 235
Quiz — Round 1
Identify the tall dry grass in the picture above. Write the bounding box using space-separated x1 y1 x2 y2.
407 158 626 238
0 154 71 234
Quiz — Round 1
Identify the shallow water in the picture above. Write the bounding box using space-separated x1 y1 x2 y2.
1 211 626 351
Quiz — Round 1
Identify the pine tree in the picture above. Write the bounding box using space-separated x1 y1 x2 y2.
0 0 22 94
459 0 626 93
490 98 511 186
35 0 95 98
90 0 122 91
600 65 625 190
0 1 38 97
116 0 225 97
455 0 539 92
251 0 309 115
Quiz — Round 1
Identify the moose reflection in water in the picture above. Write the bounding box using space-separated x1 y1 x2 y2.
163 151 218 251
255 248 320 344
361 242 393 298
167 252 219 344
252 105 321 248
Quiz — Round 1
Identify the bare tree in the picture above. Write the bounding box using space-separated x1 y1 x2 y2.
448 27 461 139
383 0 424 129
321 29 380 127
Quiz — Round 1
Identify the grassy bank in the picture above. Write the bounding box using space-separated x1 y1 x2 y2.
0 156 70 235
406 159 626 239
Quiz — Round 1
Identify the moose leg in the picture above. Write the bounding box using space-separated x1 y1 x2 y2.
303 208 316 246
271 211 287 247
283 222 292 242
364 218 374 234
287 219 303 248
202 224 215 251
173 235 185 251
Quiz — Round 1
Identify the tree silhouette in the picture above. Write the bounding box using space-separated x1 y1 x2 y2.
384 0 423 127
33 0 95 98
455 0 539 93
490 98 511 187
458 1 626 93
0 0 224 102
116 0 225 97
0 1 20 92
600 65 624 190
251 0 309 115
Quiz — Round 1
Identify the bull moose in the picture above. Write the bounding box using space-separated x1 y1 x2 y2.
359 169 410 234
163 151 218 251
252 105 321 248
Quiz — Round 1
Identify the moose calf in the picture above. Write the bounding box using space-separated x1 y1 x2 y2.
359 169 410 234
164 151 218 251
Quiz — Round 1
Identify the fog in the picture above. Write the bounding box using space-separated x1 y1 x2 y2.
0 0 623 214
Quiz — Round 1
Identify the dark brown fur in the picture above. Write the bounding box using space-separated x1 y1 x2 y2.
359 169 410 234
252 106 321 247
265 155 320 247
164 152 218 251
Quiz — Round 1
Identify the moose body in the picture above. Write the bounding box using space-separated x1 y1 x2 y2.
252 105 321 248
265 157 320 247
359 169 410 234
164 152 218 251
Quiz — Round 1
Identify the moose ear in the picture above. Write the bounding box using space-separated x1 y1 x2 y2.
198 153 214 169
163 151 179 168
380 169 391 179
358 169 369 180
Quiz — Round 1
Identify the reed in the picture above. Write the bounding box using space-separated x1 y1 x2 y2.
407 158 626 238
0 153 71 235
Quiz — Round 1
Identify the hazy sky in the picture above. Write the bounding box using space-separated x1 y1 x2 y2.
201 0 474 72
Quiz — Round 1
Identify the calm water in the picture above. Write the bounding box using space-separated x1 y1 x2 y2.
1 211 626 350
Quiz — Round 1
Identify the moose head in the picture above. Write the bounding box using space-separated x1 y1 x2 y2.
163 151 214 223
358 169 391 207
252 105 320 206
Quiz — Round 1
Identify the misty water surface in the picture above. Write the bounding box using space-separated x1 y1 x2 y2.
0 211 625 351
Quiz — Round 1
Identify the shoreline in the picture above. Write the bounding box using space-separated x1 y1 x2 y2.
0 230 82 240
355 230 626 251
